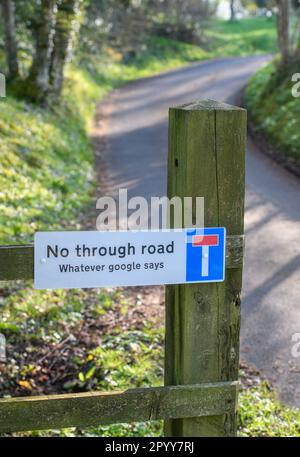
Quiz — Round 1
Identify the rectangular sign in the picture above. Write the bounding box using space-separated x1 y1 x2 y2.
34 228 226 290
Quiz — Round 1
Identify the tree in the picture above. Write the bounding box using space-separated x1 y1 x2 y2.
49 0 83 101
255 0 274 9
291 0 300 55
0 0 84 104
230 0 237 20
273 0 300 66
26 0 57 103
149 0 217 43
0 0 19 79
24 0 86 104
275 0 290 66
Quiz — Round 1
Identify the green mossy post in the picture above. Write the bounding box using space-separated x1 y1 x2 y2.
165 100 247 437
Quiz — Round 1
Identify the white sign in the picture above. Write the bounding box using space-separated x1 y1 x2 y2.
34 228 226 290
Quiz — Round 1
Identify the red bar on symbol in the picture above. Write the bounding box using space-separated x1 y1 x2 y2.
192 235 219 246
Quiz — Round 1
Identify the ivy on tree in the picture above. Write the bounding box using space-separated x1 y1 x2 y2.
0 0 85 105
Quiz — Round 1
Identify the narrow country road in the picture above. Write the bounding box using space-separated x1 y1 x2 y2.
98 56 300 407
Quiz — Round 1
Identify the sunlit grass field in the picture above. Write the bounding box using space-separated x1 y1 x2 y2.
207 17 277 56
246 60 300 165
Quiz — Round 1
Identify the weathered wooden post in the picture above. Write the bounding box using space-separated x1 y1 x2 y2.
165 100 246 437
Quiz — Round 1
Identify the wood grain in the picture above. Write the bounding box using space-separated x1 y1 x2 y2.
165 99 246 437
0 381 238 433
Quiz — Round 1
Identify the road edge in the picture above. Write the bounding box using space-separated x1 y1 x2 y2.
237 88 300 180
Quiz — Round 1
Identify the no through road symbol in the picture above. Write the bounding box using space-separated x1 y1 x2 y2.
186 228 225 283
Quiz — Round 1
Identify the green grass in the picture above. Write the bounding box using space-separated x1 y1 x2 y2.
0 87 95 244
238 382 300 437
207 17 277 56
246 60 300 165
1 286 299 437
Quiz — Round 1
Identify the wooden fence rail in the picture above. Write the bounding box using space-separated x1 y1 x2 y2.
0 382 237 433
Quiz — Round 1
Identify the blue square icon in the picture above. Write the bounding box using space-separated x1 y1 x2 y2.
186 227 226 283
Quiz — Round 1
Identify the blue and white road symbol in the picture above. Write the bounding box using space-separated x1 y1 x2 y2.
186 227 226 283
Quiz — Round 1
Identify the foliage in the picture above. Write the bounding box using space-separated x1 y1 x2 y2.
206 17 277 56
1 283 299 437
238 381 300 437
233 1 299 67
0 72 97 244
0 0 86 104
149 0 218 44
274 0 300 66
0 35 213 247
84 0 218 54
0 15 278 244
1 1 278 104
246 60 300 164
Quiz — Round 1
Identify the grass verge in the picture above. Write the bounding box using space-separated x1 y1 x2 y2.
206 17 277 56
1 286 299 437
246 60 300 166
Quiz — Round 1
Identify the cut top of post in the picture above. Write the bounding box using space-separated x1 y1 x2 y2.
168 98 247 235
172 99 245 111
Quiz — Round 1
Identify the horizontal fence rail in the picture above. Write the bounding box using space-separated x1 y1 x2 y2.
0 382 238 433
0 235 244 281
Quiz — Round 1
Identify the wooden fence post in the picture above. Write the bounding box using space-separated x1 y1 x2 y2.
165 100 246 437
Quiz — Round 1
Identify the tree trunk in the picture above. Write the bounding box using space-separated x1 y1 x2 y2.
230 0 236 21
48 0 80 101
1 0 19 79
291 2 300 58
276 0 290 67
27 0 56 103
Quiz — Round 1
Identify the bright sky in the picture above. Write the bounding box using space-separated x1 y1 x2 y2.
217 0 231 19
